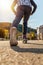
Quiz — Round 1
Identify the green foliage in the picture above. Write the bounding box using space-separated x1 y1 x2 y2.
4 29 9 39
17 24 37 40
17 24 37 33
27 32 36 40
0 28 9 39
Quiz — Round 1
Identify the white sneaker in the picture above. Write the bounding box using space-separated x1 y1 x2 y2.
10 27 18 46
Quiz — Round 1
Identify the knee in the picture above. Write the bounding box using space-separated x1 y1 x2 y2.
12 20 19 28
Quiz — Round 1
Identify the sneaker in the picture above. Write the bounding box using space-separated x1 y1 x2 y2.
10 27 18 46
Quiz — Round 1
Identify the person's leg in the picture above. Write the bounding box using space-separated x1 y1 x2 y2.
10 6 24 46
12 7 24 28
23 6 32 43
23 16 27 39
23 14 29 43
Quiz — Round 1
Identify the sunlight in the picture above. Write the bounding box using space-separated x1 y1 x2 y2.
0 0 10 10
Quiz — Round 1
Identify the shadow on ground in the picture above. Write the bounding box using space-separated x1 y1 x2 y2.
27 42 43 45
11 46 43 54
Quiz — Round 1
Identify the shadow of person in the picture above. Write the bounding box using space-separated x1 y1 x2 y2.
27 42 43 45
11 46 43 54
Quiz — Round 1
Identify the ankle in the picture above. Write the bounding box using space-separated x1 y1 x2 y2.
23 35 27 39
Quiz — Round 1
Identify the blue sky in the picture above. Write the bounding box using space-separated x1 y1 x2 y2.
28 0 43 28
0 0 43 29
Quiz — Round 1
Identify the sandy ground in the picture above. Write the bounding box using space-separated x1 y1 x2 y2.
0 40 43 65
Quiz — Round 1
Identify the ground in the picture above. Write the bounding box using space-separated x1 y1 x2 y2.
0 40 43 65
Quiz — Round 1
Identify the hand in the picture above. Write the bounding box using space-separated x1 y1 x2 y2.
30 10 35 15
30 12 33 15
14 10 17 15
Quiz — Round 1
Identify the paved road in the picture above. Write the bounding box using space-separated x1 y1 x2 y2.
0 40 43 65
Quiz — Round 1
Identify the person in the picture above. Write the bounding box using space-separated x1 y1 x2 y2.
10 0 37 46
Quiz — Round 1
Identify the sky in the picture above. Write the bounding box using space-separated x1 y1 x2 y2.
0 0 43 29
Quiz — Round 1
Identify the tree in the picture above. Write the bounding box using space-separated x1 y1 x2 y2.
0 28 5 38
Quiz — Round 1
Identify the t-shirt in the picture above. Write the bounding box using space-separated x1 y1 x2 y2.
17 0 32 7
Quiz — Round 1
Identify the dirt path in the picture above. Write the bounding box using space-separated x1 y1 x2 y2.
0 40 43 65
